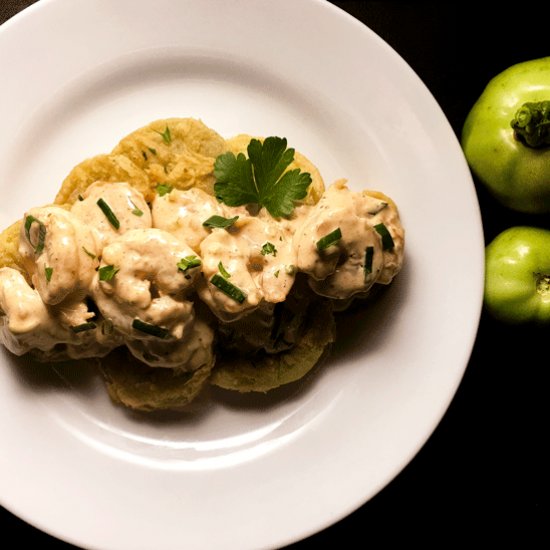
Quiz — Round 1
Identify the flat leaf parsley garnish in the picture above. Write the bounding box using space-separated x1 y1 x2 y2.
156 183 173 197
213 136 312 218
156 126 172 144
98 265 119 282
202 215 239 229
261 242 277 256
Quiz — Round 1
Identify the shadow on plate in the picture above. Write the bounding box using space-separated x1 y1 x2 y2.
5 352 98 394
2 266 408 425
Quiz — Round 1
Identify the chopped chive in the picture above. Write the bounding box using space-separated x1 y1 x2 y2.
148 147 157 155
177 255 202 273
82 246 96 259
157 126 172 144
364 246 374 278
316 227 342 251
24 215 46 255
44 266 53 282
97 198 120 229
132 318 170 338
218 261 231 279
156 183 173 197
374 223 395 250
210 273 246 303
274 270 280 278
98 265 119 282
202 215 239 229
71 321 97 333
261 242 277 256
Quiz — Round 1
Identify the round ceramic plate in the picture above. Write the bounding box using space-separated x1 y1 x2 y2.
0 1 484 548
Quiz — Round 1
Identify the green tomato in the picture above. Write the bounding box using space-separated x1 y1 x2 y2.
485 226 550 323
462 57 550 213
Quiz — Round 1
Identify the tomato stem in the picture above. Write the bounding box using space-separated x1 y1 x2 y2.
511 101 550 148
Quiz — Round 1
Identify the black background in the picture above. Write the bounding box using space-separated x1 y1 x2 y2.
0 1 544 548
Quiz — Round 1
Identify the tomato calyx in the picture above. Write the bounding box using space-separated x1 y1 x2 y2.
511 100 550 148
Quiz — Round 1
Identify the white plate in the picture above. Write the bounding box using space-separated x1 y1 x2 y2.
0 1 484 548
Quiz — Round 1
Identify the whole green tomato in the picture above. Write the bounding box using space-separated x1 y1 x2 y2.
485 226 550 323
462 57 550 213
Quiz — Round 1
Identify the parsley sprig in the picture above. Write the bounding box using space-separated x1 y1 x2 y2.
213 137 312 218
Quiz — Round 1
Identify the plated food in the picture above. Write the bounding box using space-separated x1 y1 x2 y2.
0 118 404 411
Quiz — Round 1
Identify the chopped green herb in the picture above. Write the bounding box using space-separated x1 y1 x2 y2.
202 215 239 229
274 270 280 278
44 266 53 282
156 183 173 197
177 255 202 273
142 150 148 161
210 273 246 303
285 264 296 275
148 147 157 155
218 261 231 279
364 246 374 278
374 223 395 250
157 126 172 144
98 265 119 282
71 321 97 333
82 246 96 259
316 228 342 251
77 194 84 201
24 215 46 255
132 318 170 338
213 136 312 218
128 200 144 217
97 198 120 229
261 242 277 256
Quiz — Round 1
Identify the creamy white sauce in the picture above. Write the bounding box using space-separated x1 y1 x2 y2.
71 181 152 248
0 267 119 358
293 180 404 299
0 178 404 370
198 214 295 321
92 227 199 340
152 187 224 253
19 205 99 305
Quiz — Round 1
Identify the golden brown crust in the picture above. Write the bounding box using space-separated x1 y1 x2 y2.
54 154 151 205
0 220 26 275
111 118 228 199
100 347 215 412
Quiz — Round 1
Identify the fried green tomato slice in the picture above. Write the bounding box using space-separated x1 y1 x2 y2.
210 297 336 393
111 117 227 197
55 154 151 205
0 220 26 275
99 347 214 412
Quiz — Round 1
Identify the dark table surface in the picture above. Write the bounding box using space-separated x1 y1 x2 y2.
0 1 544 548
